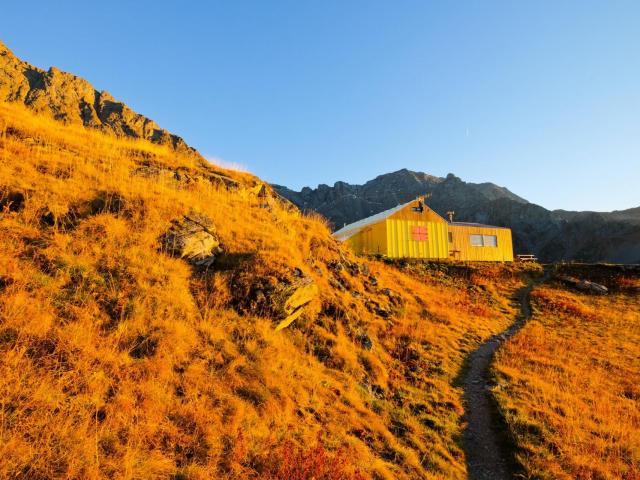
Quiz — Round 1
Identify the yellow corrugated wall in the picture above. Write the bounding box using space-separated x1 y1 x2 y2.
346 220 387 255
345 221 513 261
449 225 513 262
385 219 449 259
345 235 360 253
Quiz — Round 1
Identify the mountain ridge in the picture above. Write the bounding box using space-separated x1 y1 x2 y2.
0 40 193 153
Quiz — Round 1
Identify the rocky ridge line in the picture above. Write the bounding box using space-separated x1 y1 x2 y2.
0 40 192 153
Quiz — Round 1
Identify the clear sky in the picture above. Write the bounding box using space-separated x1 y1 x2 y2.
3 1 639 211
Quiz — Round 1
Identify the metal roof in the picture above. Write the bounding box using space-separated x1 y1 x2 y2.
332 202 410 241
450 221 510 230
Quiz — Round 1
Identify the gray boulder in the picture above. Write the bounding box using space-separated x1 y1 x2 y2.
271 277 318 331
558 275 608 295
161 214 222 267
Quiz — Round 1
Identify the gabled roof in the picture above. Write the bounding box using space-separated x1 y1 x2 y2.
333 203 408 241
332 199 422 241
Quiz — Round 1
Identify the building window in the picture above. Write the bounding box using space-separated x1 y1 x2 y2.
483 234 497 247
411 225 428 241
448 232 453 243
470 234 498 247
470 234 483 246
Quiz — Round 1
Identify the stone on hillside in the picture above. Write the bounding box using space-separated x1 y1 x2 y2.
356 332 374 350
272 279 318 331
89 191 127 215
271 277 318 331
201 170 240 190
558 275 608 295
229 266 318 329
0 190 25 212
161 214 222 267
132 164 164 179
327 260 344 272
381 288 403 307
132 162 240 191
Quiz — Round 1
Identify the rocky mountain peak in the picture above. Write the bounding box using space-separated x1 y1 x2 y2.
371 168 442 185
445 173 462 182
0 40 193 153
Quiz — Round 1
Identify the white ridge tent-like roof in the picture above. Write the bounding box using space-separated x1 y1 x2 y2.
332 201 413 242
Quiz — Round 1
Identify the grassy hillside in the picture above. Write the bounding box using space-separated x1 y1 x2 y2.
492 268 640 480
0 101 542 479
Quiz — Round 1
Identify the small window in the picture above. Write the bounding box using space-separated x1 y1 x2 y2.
411 225 428 241
483 235 497 247
470 234 498 247
470 234 483 246
448 232 453 243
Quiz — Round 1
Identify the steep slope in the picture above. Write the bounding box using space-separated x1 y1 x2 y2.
0 41 192 152
0 98 541 479
275 170 640 263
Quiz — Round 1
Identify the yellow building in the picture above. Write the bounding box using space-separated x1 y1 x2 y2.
448 222 513 262
333 198 514 262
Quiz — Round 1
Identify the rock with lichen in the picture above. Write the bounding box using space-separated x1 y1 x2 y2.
160 214 222 267
271 277 319 331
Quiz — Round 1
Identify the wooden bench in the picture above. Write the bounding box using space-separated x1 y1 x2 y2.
516 254 538 262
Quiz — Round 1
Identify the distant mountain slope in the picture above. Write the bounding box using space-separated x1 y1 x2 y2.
0 41 192 152
274 169 526 229
274 169 640 263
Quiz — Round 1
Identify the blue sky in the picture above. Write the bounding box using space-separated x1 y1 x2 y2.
3 1 639 211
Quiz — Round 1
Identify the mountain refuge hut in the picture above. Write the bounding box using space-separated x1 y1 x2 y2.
332 198 514 262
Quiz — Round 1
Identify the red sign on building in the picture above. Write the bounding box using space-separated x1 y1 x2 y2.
411 226 428 241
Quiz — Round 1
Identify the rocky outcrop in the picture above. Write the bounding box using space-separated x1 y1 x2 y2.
271 277 319 331
0 41 192 152
161 214 222 267
230 267 319 330
275 169 640 263
132 162 240 191
558 275 608 295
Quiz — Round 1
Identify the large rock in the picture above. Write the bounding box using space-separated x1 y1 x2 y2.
558 275 608 295
161 214 222 267
271 277 318 331
231 269 318 330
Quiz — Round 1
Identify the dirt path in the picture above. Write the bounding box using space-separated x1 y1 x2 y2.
461 276 543 480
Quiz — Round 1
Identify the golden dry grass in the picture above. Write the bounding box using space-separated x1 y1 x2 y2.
0 101 534 479
492 276 640 480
